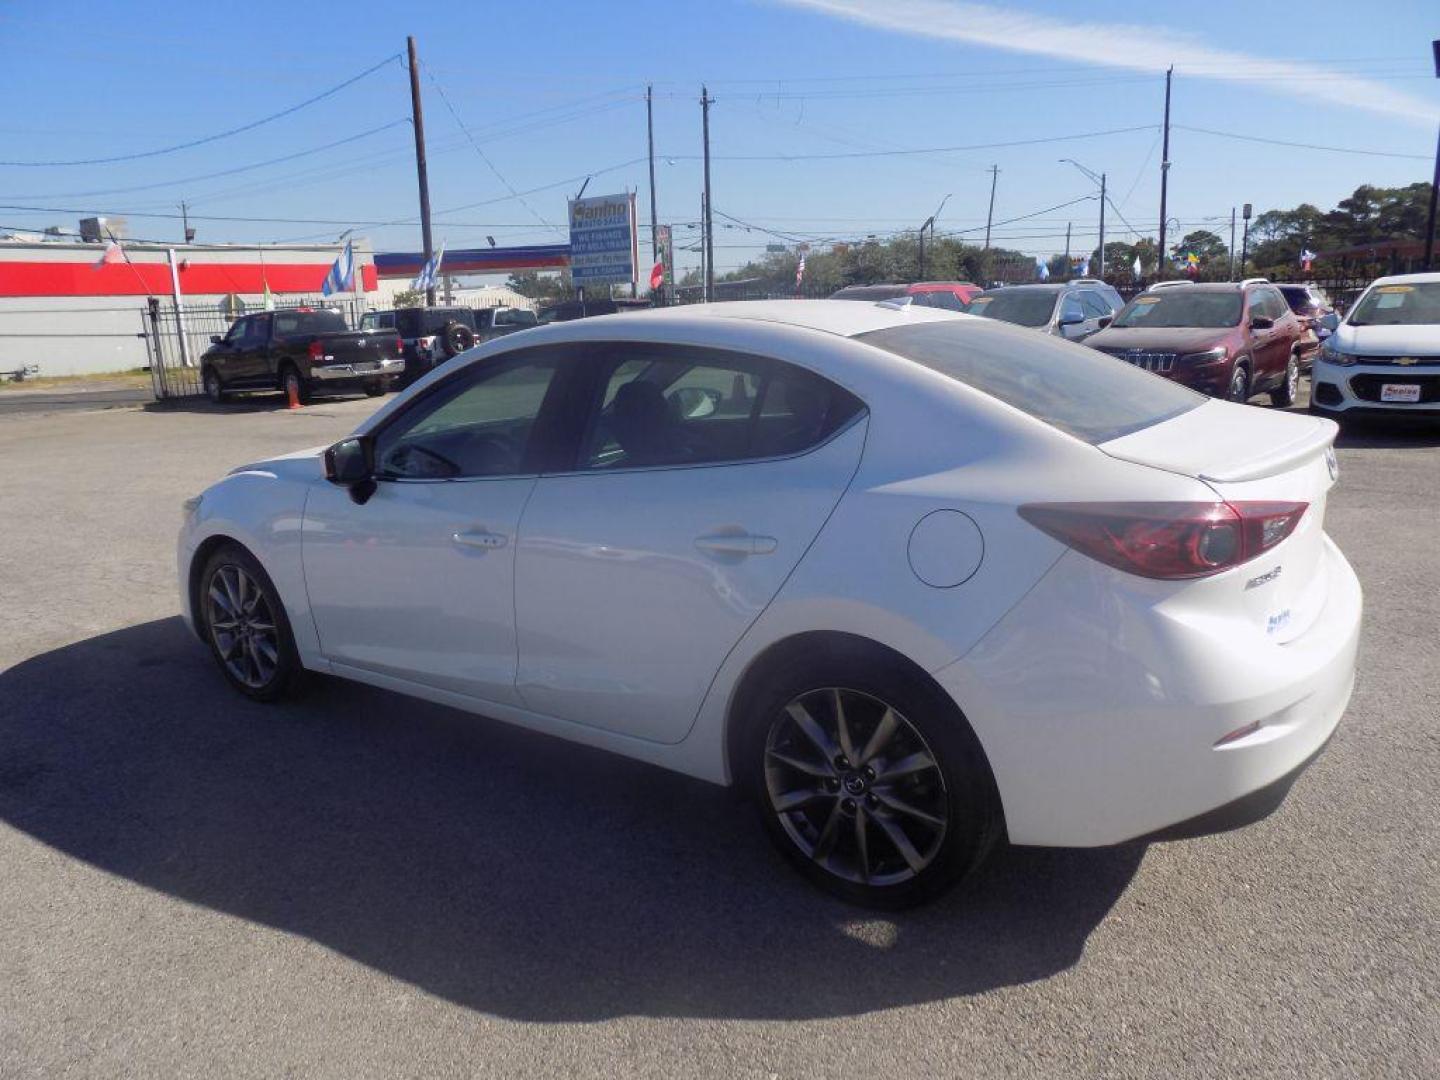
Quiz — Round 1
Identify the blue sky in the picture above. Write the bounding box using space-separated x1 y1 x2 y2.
1 1 1436 279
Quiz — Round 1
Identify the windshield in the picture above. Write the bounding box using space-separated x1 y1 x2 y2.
1348 282 1440 326
494 308 539 328
272 309 348 336
964 290 1056 328
1112 291 1242 329
857 320 1201 444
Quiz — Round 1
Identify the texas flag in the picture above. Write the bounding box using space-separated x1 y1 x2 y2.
795 252 807 289
92 239 124 269
1300 248 1316 272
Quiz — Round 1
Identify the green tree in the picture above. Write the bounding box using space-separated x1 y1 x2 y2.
390 288 423 308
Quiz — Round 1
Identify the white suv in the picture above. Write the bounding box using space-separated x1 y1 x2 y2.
1311 272 1440 418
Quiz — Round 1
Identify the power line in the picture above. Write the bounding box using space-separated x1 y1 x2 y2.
664 124 1159 162
1174 124 1432 161
0 120 412 200
0 54 404 167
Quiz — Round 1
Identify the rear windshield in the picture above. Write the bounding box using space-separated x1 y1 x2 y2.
833 286 907 301
1112 291 1242 328
964 290 1056 328
1347 282 1440 326
857 321 1202 444
272 309 349 336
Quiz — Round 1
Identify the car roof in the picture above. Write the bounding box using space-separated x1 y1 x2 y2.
1372 271 1440 286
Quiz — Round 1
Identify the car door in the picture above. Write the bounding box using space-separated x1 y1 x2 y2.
301 347 569 704
210 316 249 383
236 312 272 384
513 343 868 744
1249 289 1289 386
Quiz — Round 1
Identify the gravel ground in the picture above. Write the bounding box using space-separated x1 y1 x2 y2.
0 388 1436 1079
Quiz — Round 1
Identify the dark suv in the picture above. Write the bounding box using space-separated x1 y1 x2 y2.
962 281 1124 341
361 306 478 386
1085 280 1308 405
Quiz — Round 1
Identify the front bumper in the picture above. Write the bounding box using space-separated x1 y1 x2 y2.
934 535 1362 848
1310 358 1440 417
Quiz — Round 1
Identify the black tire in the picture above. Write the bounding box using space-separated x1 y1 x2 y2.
202 365 228 404
363 381 386 397
740 639 1003 908
1270 352 1301 408
440 320 476 359
280 364 312 405
198 543 305 703
1225 361 1250 404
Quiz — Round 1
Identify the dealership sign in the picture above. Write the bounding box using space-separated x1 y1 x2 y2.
568 193 638 288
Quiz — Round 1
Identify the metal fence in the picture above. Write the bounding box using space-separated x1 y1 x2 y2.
141 295 367 401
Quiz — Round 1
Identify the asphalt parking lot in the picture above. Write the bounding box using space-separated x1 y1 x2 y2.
1 386 1437 1078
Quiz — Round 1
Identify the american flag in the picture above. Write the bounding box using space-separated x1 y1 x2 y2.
795 252 806 289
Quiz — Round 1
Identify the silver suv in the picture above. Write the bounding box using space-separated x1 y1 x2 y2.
963 280 1125 342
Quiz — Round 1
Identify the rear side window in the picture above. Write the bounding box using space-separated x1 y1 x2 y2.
857 321 1202 444
1079 291 1111 318
578 346 863 470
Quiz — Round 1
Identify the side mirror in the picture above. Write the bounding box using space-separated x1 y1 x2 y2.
324 436 376 504
1319 312 1340 332
210 335 223 345
1098 315 1114 329
1250 315 1275 330
1059 309 1085 327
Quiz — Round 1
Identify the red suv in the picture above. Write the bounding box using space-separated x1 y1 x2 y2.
1084 280 1308 406
831 281 981 311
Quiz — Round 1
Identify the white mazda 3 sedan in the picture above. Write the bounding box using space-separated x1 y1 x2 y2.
178 301 1362 906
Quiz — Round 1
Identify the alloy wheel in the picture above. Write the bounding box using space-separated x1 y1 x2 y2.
764 687 949 887
1228 365 1249 403
206 563 281 690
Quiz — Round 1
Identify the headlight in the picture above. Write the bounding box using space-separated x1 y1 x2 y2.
1319 344 1357 366
1179 347 1227 364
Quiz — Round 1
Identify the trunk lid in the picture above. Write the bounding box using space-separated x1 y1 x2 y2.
1100 400 1339 643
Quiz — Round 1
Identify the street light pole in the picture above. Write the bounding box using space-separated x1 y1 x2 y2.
1423 39 1440 271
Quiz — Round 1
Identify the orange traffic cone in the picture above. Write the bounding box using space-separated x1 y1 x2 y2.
286 379 302 410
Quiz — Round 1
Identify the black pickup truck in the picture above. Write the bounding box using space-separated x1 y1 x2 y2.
200 308 405 404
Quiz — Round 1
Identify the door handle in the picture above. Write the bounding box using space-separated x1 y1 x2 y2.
694 532 778 556
453 528 508 550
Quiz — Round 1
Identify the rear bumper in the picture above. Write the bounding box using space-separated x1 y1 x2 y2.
935 535 1362 847
310 358 404 383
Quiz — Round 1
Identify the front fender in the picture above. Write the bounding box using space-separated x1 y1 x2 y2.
178 467 320 666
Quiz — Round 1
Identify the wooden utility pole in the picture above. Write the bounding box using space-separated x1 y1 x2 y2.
1064 221 1072 263
1157 66 1173 277
701 86 715 301
407 36 435 306
983 165 999 249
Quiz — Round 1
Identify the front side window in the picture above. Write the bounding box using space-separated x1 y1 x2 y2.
857 320 1202 445
374 354 561 479
223 318 248 344
244 314 272 345
578 347 862 470
1112 291 1242 329
1080 291 1111 318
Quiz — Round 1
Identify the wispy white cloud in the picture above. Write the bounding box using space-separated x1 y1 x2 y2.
774 0 1437 125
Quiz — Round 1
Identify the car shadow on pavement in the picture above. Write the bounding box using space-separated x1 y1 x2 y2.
1332 417 1440 450
142 393 385 416
0 618 1143 1022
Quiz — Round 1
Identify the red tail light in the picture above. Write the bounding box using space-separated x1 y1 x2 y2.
307 340 324 361
1018 501 1308 580
394 337 404 356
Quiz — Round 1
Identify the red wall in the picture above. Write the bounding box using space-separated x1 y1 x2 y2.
0 260 378 297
